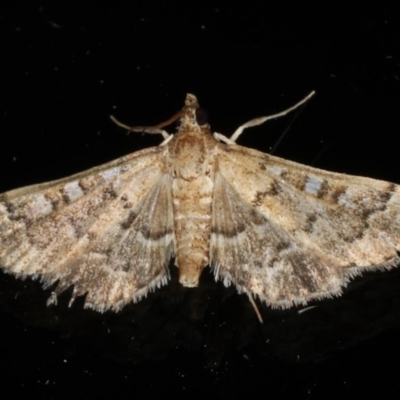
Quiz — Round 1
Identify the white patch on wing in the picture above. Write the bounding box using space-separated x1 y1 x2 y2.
100 167 121 182
337 189 355 208
267 166 284 177
31 194 53 215
64 181 85 202
305 176 324 195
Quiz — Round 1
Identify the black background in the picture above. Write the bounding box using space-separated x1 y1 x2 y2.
1 3 400 399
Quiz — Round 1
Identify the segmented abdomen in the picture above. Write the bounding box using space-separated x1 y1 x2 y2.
173 176 213 287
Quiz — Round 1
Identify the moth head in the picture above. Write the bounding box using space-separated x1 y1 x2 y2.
179 93 209 132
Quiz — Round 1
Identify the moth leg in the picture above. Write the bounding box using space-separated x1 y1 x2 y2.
247 293 263 323
229 91 315 142
213 132 236 145
159 134 174 146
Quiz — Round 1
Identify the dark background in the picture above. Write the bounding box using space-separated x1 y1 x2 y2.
1 3 400 399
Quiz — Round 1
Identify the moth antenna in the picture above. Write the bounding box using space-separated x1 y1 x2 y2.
229 90 316 142
269 107 303 154
110 115 170 139
154 110 185 129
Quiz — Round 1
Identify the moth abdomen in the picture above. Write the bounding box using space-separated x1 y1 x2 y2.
172 175 213 287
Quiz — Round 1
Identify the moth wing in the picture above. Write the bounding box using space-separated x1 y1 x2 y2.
210 143 400 307
0 146 175 311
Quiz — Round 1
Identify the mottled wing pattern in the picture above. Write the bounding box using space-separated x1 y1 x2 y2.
211 143 400 308
0 147 174 311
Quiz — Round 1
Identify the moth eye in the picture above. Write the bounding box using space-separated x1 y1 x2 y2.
196 108 208 125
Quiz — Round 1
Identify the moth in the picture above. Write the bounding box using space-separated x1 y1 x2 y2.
1 92 399 321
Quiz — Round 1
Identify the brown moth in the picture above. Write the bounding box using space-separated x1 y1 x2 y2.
1 92 399 320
